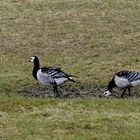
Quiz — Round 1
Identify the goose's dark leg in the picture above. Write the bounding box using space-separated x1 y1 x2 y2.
121 89 127 98
127 87 134 97
128 87 131 96
53 85 59 98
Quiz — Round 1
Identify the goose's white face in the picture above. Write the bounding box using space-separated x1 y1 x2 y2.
103 90 112 97
29 57 35 63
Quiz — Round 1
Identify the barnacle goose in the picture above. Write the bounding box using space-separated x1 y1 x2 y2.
29 56 75 97
103 70 140 97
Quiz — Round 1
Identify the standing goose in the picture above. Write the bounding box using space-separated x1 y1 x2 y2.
29 56 75 97
103 70 140 97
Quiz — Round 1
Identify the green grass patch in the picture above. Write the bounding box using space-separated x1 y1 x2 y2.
0 97 140 139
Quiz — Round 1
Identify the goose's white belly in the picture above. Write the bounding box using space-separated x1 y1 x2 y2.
114 75 130 88
37 69 53 85
54 78 68 86
131 79 140 86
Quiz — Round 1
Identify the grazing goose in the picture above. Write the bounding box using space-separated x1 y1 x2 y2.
29 56 75 97
103 70 140 97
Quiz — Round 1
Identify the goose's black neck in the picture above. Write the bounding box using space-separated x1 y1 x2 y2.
32 57 40 80
107 78 116 92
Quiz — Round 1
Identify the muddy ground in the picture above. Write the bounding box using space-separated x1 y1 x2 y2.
19 84 139 99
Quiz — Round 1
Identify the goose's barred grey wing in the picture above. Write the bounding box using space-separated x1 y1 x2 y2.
127 71 140 82
116 70 140 82
41 67 71 79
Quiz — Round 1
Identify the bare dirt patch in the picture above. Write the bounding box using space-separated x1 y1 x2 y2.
19 84 139 99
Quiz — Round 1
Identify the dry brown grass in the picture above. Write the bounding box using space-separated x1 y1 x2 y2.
0 0 140 139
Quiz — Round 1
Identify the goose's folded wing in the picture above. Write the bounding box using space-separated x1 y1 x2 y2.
116 70 140 82
127 71 140 82
41 67 69 79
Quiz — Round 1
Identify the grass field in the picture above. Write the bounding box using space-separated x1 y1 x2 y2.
0 0 140 139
